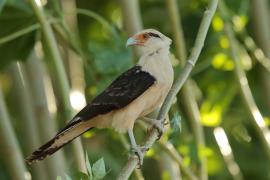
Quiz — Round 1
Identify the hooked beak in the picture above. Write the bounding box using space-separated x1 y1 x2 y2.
126 37 138 47
126 34 145 48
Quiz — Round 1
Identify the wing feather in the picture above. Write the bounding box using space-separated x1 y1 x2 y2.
75 65 156 121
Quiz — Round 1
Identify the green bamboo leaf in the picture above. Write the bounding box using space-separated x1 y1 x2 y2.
0 0 36 69
170 112 181 134
92 158 106 180
65 174 73 180
56 176 62 180
85 152 93 179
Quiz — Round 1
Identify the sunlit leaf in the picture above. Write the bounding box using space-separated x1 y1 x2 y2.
200 101 222 127
212 15 224 32
56 176 62 180
145 148 155 157
264 117 270 127
207 151 222 175
232 15 248 32
198 146 214 160
219 35 229 49
92 158 106 180
212 53 234 71
83 131 94 138
161 170 170 180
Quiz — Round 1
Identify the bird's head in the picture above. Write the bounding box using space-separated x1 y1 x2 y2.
126 29 172 53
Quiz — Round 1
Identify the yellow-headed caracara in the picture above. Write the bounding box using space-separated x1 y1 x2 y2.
26 29 174 165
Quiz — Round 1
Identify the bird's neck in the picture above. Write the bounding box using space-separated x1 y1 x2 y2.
138 46 173 85
142 46 170 57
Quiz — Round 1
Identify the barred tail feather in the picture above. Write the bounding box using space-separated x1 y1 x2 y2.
25 121 93 165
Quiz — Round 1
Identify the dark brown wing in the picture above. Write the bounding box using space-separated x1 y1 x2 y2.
77 65 156 120
57 65 156 135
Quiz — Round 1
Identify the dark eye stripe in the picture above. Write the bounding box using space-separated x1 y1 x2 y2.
148 32 160 38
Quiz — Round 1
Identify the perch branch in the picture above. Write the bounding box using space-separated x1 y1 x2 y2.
117 0 218 179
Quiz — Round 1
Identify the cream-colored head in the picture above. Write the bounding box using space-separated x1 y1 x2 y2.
126 29 172 54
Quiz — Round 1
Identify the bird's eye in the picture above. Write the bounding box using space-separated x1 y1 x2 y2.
148 32 161 38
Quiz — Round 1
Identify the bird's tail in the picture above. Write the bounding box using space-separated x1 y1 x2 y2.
25 121 92 165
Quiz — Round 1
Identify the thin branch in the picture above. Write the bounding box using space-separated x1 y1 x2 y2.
219 0 270 160
117 0 218 179
28 0 86 172
166 0 207 179
137 121 197 180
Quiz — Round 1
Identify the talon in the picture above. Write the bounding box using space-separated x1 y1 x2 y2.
131 146 146 168
153 121 164 140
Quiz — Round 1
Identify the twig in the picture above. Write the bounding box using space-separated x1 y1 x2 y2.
166 0 207 179
117 0 218 179
28 0 86 172
137 121 197 180
219 0 270 160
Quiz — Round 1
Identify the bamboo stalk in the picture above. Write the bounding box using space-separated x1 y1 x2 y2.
28 0 86 172
25 52 68 178
117 0 218 179
119 0 143 58
250 0 270 111
8 63 48 180
219 0 270 160
166 0 207 179
0 83 28 180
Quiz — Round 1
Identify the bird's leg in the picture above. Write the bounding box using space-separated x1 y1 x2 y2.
141 117 166 139
128 129 147 167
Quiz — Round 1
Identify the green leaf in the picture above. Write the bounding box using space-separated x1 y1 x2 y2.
85 152 93 179
56 176 62 180
88 37 132 75
92 158 106 180
170 112 181 134
73 172 89 180
0 0 36 69
65 174 72 180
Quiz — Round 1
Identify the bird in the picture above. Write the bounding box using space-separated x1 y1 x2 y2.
25 29 174 166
